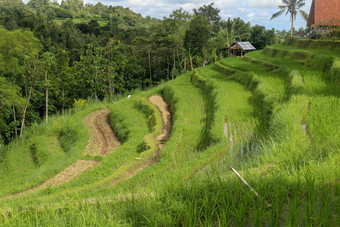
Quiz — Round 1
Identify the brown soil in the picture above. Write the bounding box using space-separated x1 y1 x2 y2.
3 108 121 198
35 160 100 190
110 95 172 186
39 109 121 188
83 108 121 156
40 109 121 188
148 95 172 141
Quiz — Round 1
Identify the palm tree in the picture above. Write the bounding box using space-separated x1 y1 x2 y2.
215 19 251 57
271 0 309 37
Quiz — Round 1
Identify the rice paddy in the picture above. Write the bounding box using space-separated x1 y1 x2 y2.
0 39 339 226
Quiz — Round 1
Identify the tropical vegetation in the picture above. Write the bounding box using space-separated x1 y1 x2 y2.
0 0 339 226
271 0 309 37
0 0 278 147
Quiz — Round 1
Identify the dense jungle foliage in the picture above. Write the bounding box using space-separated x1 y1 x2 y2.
0 0 278 147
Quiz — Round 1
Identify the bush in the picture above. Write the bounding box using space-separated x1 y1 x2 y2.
331 28 340 39
191 71 218 149
328 59 340 82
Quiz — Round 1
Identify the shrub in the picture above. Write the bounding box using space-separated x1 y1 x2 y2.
328 59 340 82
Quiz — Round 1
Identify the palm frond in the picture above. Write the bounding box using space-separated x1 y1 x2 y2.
279 5 287 9
237 33 251 40
296 0 305 8
299 10 309 21
296 2 305 8
271 9 285 20
282 0 290 5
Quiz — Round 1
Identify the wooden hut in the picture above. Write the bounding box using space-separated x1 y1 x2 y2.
229 41 256 57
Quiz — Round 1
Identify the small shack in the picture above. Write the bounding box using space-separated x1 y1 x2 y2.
229 41 256 57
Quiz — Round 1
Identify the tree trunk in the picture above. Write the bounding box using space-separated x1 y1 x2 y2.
108 62 114 96
45 69 48 123
167 57 170 81
190 56 194 71
20 87 32 137
12 106 17 137
62 85 65 114
176 46 181 70
148 48 152 86
20 106 28 138
184 57 187 71
0 129 2 154
291 13 294 37
110 72 115 96
95 70 98 100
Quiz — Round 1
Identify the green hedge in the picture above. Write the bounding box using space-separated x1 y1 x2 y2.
191 70 218 149
328 58 340 82
284 38 340 52
262 46 334 72
242 56 279 70
134 98 162 136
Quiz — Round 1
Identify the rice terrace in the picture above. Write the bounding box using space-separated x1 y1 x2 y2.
0 0 339 226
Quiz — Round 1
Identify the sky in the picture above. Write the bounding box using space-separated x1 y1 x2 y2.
24 0 313 31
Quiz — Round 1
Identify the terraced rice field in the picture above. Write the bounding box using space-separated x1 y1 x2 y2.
0 39 339 226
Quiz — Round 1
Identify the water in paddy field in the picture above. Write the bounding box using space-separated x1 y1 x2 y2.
225 121 258 158
190 120 259 178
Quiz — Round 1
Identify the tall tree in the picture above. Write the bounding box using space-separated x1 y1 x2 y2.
0 0 33 30
184 15 211 59
0 77 27 149
169 8 191 73
134 37 154 86
0 27 42 136
27 0 50 10
41 51 56 123
250 25 275 50
55 49 71 113
61 0 84 13
215 18 251 56
193 3 221 33
270 0 308 37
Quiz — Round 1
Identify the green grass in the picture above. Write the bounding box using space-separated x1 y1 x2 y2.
219 57 287 105
285 38 340 52
0 43 340 226
0 103 105 196
262 45 336 72
328 58 340 82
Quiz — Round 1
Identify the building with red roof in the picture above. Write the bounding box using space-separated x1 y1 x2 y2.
307 0 340 27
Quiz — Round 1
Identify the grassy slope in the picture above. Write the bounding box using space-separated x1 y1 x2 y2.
0 103 107 196
0 40 339 226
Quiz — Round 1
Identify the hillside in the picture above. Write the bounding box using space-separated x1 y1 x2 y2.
0 39 339 226
0 1 281 148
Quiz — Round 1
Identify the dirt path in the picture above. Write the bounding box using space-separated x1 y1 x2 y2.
110 95 172 186
3 109 121 198
148 95 172 141
37 109 121 188
27 160 100 193
37 109 120 188
83 109 121 156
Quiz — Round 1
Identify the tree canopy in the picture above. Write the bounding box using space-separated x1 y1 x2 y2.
0 0 280 145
